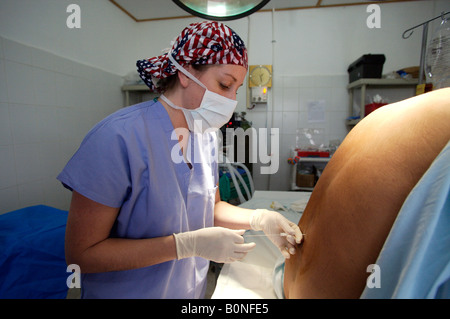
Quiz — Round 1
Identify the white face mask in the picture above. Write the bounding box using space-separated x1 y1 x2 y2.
161 53 238 133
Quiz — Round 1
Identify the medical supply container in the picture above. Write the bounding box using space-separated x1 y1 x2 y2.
347 54 386 83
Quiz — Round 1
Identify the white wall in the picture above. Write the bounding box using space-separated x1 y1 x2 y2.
1 0 447 77
0 0 137 76
0 0 448 213
0 36 124 213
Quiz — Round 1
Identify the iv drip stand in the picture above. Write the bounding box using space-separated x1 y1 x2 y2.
402 11 450 85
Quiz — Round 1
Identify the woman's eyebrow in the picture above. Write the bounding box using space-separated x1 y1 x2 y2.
223 73 238 82
222 73 244 87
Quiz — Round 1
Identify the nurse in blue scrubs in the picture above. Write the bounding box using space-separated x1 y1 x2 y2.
58 21 302 299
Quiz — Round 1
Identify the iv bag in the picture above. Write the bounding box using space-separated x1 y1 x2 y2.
426 17 450 89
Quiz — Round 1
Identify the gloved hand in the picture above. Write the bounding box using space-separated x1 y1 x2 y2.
173 227 256 263
250 209 303 259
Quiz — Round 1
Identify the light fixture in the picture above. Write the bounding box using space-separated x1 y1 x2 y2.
172 0 271 21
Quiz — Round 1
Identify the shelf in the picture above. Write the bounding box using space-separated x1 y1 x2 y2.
289 151 331 191
298 157 330 163
346 78 419 128
345 118 360 126
121 84 149 91
347 78 418 89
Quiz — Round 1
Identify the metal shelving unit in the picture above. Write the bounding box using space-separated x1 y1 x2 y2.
346 78 418 126
122 84 155 106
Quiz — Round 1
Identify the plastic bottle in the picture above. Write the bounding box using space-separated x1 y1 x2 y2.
426 17 450 89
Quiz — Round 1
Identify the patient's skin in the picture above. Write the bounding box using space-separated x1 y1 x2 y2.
284 88 450 298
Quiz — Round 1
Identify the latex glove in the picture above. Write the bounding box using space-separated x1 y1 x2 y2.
250 209 303 259
173 227 256 263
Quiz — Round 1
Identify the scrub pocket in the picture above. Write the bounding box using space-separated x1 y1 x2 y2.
186 177 216 230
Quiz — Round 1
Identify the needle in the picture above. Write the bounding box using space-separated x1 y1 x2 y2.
245 232 306 237
245 232 288 237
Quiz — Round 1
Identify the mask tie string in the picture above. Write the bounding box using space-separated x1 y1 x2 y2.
167 51 208 91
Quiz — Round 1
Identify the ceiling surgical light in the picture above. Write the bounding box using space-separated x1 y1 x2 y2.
207 1 227 16
173 0 271 21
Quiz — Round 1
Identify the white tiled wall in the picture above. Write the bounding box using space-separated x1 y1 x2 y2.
246 73 418 191
0 36 124 214
246 74 349 191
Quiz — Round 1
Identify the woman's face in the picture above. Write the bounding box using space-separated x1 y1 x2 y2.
184 64 247 109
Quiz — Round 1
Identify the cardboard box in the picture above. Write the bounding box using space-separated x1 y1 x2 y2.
296 173 315 188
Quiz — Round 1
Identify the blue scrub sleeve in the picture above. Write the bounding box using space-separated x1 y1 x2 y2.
57 123 131 208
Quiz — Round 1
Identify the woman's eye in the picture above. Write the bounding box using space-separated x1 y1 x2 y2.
219 83 230 90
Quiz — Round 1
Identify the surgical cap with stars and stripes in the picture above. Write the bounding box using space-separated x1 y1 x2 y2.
137 21 248 92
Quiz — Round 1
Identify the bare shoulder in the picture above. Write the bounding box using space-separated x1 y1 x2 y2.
284 89 450 298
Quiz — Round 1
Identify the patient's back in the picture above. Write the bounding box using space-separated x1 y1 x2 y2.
284 88 450 298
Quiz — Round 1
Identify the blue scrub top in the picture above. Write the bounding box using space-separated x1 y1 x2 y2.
57 99 219 298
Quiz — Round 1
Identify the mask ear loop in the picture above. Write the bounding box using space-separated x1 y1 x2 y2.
167 51 208 91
